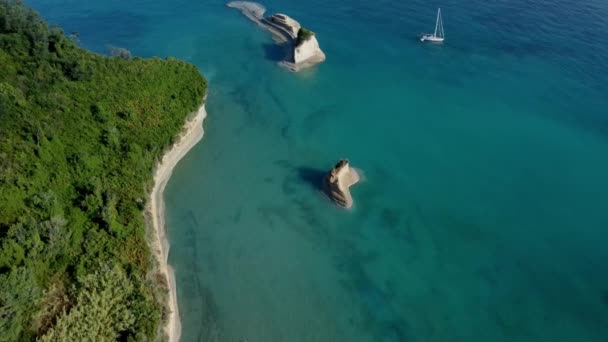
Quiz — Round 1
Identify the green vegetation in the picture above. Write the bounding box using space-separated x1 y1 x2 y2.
296 27 314 46
0 1 207 340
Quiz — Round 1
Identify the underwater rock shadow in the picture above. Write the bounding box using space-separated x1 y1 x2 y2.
262 42 290 62
296 167 326 192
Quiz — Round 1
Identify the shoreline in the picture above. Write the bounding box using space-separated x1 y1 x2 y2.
146 99 208 342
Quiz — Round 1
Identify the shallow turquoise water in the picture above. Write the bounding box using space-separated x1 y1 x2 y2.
31 0 608 340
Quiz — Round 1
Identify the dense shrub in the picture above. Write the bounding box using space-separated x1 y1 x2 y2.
296 27 314 46
0 0 207 340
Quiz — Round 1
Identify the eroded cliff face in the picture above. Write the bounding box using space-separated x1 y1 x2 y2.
228 2 325 71
294 35 325 64
324 160 360 208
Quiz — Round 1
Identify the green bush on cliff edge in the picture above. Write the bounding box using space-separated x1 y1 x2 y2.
0 0 206 340
296 27 314 46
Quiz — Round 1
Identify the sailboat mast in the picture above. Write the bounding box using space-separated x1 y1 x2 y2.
438 9 444 38
434 8 440 36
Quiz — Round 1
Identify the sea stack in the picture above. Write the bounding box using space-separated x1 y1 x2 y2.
227 2 326 71
267 13 326 71
324 159 360 208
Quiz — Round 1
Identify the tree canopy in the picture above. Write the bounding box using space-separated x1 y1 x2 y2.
0 1 207 340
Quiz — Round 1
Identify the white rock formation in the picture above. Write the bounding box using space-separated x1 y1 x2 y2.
324 160 360 208
227 1 266 20
269 13 301 38
227 1 325 71
294 35 326 66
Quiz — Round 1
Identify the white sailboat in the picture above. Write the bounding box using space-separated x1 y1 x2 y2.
420 8 444 42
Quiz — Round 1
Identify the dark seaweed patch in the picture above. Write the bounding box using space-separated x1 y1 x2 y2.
381 208 400 228
232 207 243 224
281 174 297 196
292 198 325 231
332 241 416 341
256 205 280 230
175 211 221 341
301 104 337 136
280 123 290 140
273 159 293 169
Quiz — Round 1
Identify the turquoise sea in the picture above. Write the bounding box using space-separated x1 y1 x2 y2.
30 0 608 340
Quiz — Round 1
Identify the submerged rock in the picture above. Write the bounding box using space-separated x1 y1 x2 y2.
324 159 360 208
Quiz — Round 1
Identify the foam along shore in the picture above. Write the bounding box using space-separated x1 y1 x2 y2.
227 1 326 71
146 99 207 342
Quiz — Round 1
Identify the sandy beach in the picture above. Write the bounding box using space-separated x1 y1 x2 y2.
147 100 207 342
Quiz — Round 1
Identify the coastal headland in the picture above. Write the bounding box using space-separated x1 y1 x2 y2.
0 1 209 339
227 1 326 71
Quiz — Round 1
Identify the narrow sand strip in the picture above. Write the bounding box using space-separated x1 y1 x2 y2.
147 100 207 342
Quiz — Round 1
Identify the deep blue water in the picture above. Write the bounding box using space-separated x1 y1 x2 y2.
30 0 608 340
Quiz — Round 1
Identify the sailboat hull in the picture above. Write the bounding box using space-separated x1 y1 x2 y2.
420 34 444 42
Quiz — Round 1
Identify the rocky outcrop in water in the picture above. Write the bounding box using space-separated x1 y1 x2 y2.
293 33 325 68
227 1 326 71
324 160 360 208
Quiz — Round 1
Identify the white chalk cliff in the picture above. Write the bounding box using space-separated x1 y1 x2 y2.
294 35 325 67
227 2 325 71
269 13 301 38
324 160 360 208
